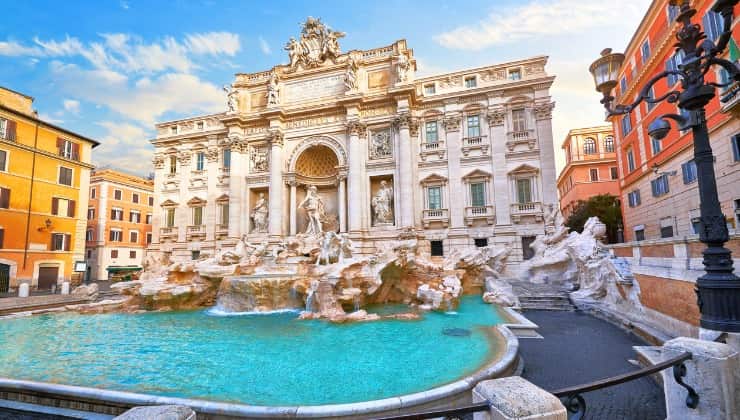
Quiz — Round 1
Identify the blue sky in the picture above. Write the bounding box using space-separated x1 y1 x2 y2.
1 0 649 175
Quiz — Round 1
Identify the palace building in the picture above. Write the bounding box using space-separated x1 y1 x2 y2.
149 18 557 267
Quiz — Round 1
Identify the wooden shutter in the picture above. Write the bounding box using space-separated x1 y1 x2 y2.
67 200 75 217
109 230 115 241
0 187 9 208
50 234 56 250
64 234 71 251
6 121 16 141
0 228 4 248
56 138 64 155
51 197 59 215
71 143 80 161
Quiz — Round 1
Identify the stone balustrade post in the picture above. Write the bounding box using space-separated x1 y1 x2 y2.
472 376 567 420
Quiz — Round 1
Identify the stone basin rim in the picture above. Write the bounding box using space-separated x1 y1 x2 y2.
0 317 521 418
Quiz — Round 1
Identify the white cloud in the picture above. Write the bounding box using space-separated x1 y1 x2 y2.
63 99 80 114
120 1 130 10
258 36 271 55
0 40 42 56
185 32 241 56
37 113 64 124
435 0 647 50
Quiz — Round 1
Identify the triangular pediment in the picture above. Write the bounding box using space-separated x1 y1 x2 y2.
462 169 492 179
420 173 448 184
509 164 539 175
160 199 179 207
187 196 207 206
216 194 230 203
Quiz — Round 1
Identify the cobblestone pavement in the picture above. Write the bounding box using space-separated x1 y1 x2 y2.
519 310 666 420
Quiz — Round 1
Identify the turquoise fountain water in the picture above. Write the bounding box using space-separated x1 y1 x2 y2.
0 295 503 406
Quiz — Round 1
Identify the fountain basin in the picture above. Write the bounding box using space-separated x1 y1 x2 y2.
0 296 523 418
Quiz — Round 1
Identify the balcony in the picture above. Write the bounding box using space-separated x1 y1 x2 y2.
159 227 177 240
186 225 206 239
419 141 446 161
720 82 739 116
422 208 449 228
216 224 229 238
510 202 543 224
506 130 536 151
461 136 489 157
464 205 495 226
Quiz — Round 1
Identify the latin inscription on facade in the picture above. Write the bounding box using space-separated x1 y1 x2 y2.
285 74 344 103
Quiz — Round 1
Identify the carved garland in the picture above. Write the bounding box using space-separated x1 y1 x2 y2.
487 108 506 126
442 114 461 131
533 102 555 120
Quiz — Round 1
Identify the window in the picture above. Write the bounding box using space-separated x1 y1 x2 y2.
0 118 16 141
668 3 680 22
464 76 477 88
86 249 92 259
620 77 628 94
682 159 697 184
165 208 175 227
114 189 122 200
583 137 597 154
87 208 95 220
430 240 444 257
641 39 651 63
732 134 740 162
651 174 670 197
666 51 685 86
111 249 118 258
521 236 536 260
129 211 141 223
646 86 657 111
223 148 231 169
197 121 204 130
610 167 619 180
590 168 599 182
0 228 3 248
470 182 486 207
604 136 614 152
58 167 73 186
170 126 177 135
511 109 527 132
51 233 71 251
90 188 96 199
132 193 139 204
474 238 488 247
192 207 203 225
651 136 662 154
690 209 702 234
627 148 636 172
621 114 632 136
129 250 137 259
86 229 94 241
0 187 9 209
424 84 435 95
109 229 123 242
146 213 152 224
703 10 723 42
467 115 480 137
195 152 205 171
130 231 139 243
660 217 674 238
146 232 153 244
634 227 645 241
516 178 532 203
628 190 641 207
148 196 154 206
220 203 230 226
0 149 6 171
425 121 438 143
169 156 177 174
508 69 521 80
51 197 75 217
191 250 201 260
111 208 123 221
57 138 79 160
427 186 442 210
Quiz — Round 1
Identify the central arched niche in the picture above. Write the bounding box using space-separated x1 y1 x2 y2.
294 145 340 233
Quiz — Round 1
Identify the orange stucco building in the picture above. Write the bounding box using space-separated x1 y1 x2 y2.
86 169 154 281
0 86 99 292
557 125 620 220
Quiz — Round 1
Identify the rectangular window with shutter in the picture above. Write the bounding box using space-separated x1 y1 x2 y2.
0 119 16 141
111 249 118 258
51 233 71 251
610 167 619 180
192 207 203 225
196 152 205 171
0 187 9 209
130 231 138 243
87 208 95 220
466 115 481 137
511 109 527 132
516 178 532 203
146 213 152 224
223 148 231 169
165 208 175 227
114 189 122 200
682 160 697 184
470 183 485 207
169 156 177 174
0 149 7 171
109 230 122 242
425 121 438 143
146 232 152 244
220 203 230 226
132 193 139 204
90 188 96 199
130 250 137 259
58 167 73 186
0 228 4 248
427 187 442 210
703 10 723 42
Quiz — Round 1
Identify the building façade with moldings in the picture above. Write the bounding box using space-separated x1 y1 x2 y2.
148 18 558 268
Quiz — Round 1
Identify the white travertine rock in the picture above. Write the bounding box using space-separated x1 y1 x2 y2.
483 277 520 309
60 282 70 295
472 376 566 420
114 405 196 420
18 283 29 298
71 283 99 298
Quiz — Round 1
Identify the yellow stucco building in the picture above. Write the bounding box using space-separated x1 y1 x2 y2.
0 86 99 292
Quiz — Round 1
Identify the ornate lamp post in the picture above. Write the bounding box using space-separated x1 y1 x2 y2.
589 0 740 332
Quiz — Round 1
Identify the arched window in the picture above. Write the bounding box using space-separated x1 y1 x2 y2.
604 136 615 152
583 138 597 155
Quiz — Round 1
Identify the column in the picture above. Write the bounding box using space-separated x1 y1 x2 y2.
228 137 245 238
289 181 297 236
347 120 366 233
176 151 191 243
443 113 464 228
534 102 558 206
395 113 415 228
267 130 284 238
489 108 512 225
338 176 347 232
205 136 220 242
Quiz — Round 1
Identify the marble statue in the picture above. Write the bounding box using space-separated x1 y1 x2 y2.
267 72 280 106
316 231 337 266
544 203 564 231
284 37 300 70
337 233 353 262
284 17 345 70
299 185 325 236
223 85 238 113
251 193 269 233
344 57 358 91
372 180 394 225
397 53 410 82
252 148 268 172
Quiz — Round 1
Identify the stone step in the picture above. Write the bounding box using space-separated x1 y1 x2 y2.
519 296 570 302
521 304 575 311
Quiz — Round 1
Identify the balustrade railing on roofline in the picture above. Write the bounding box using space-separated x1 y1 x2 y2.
376 352 698 420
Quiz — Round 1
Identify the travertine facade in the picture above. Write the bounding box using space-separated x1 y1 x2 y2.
149 19 557 267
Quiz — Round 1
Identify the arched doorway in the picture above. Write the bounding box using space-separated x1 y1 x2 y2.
293 145 341 234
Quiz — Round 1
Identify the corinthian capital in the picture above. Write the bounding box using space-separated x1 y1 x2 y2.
443 114 461 131
267 130 284 147
486 108 506 127
533 102 555 120
393 112 411 129
345 119 367 137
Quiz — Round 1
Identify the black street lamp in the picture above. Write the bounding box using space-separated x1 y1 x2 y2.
589 0 740 332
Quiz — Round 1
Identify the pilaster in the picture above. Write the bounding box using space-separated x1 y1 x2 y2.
488 108 512 225
534 101 557 206
267 130 284 238
443 112 464 229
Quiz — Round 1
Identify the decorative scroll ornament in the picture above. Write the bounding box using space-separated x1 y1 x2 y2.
393 112 411 129
267 130 284 147
206 148 219 163
152 154 164 169
177 151 191 165
443 114 461 131
487 108 506 126
534 102 555 120
408 118 420 137
346 119 367 137
284 17 345 71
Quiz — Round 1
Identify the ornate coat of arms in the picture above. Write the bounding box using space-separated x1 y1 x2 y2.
284 17 345 70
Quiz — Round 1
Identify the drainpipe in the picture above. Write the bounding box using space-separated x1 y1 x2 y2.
22 120 40 270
